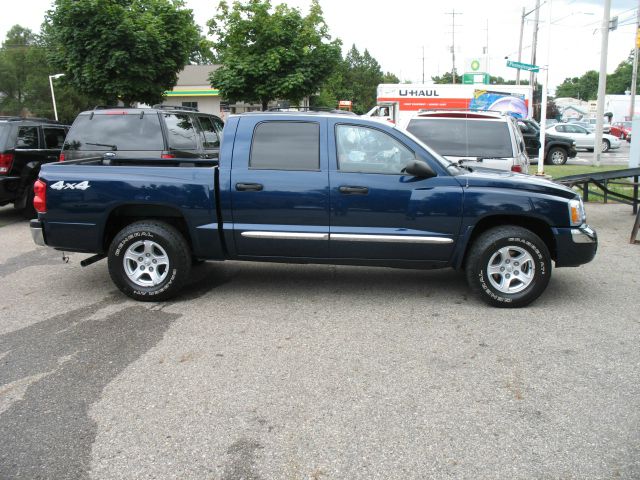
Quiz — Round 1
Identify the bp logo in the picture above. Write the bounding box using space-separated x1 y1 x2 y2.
471 60 480 71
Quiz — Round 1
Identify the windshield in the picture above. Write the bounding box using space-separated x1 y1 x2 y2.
393 126 454 169
407 118 513 158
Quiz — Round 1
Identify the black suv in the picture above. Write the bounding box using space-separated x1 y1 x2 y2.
62 105 224 163
0 117 69 217
517 118 577 165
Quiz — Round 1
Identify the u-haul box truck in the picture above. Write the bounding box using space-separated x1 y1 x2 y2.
367 83 534 126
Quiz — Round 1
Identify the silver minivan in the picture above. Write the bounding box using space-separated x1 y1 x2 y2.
403 110 530 173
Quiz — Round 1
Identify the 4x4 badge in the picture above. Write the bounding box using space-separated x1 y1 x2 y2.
50 180 91 191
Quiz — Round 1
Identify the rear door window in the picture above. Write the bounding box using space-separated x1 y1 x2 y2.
407 118 513 158
164 113 199 151
16 126 39 149
250 121 319 170
196 115 221 148
64 113 164 151
43 127 67 149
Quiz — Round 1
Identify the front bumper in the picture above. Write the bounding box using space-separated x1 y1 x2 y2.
30 219 46 246
554 224 597 267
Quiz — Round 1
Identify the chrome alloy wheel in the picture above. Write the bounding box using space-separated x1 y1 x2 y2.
123 240 169 287
486 246 535 294
550 150 565 165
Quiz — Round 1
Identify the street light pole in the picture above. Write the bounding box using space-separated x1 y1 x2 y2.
48 73 64 121
594 0 611 167
517 7 525 85
537 0 553 175
629 0 640 119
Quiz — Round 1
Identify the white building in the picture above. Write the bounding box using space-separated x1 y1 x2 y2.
160 65 222 116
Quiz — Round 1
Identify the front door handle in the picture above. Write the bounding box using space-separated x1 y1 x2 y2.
236 183 263 192
339 186 369 195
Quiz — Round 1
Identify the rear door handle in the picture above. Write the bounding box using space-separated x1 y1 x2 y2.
339 186 369 195
236 183 263 192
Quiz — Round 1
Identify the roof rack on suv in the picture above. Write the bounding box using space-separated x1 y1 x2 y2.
93 106 138 110
417 108 505 115
0 116 60 123
151 104 200 112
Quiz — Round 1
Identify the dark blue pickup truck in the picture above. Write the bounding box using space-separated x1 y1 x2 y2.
30 112 597 307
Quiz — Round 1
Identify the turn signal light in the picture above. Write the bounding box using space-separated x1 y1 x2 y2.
33 180 47 213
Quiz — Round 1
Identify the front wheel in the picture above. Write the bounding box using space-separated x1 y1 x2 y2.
108 221 191 301
465 226 552 308
546 147 568 165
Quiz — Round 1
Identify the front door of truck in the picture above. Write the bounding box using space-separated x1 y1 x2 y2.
328 121 463 264
230 117 329 258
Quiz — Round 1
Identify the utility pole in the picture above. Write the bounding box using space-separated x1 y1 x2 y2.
530 0 541 89
537 0 553 175
517 7 525 85
446 9 462 84
630 0 640 119
484 19 490 75
594 0 612 167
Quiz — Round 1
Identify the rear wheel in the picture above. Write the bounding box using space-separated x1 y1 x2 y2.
601 139 610 152
108 221 191 301
546 147 568 165
465 226 552 308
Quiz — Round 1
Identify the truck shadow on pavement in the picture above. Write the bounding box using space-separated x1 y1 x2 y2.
0 294 181 480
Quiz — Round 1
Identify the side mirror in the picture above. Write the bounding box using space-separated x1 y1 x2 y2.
403 160 436 178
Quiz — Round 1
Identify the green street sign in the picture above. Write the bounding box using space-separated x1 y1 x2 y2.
506 60 539 72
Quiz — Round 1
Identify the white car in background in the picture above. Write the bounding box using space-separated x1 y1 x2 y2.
546 123 621 152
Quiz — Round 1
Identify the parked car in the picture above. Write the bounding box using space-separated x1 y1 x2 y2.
610 121 632 140
31 112 597 307
546 123 621 152
0 117 69 217
403 110 529 173
61 105 224 162
567 119 611 134
517 118 577 165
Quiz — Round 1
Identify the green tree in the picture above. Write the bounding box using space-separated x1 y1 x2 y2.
0 25 103 123
555 70 599 100
209 0 342 111
43 0 201 106
0 26 42 115
382 72 400 84
431 71 454 84
311 46 399 114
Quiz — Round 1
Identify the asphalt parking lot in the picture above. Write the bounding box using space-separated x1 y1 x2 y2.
0 202 639 479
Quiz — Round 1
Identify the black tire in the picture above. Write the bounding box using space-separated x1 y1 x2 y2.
20 183 36 219
545 147 568 165
465 226 552 308
601 139 610 152
108 221 191 301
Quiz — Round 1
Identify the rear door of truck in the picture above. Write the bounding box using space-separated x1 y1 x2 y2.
229 116 329 258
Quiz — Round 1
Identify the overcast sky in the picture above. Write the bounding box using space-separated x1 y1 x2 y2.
1 0 637 92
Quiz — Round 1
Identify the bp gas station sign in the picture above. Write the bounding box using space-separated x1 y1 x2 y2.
463 57 489 84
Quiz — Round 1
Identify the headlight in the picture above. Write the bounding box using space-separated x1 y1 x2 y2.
568 198 586 226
